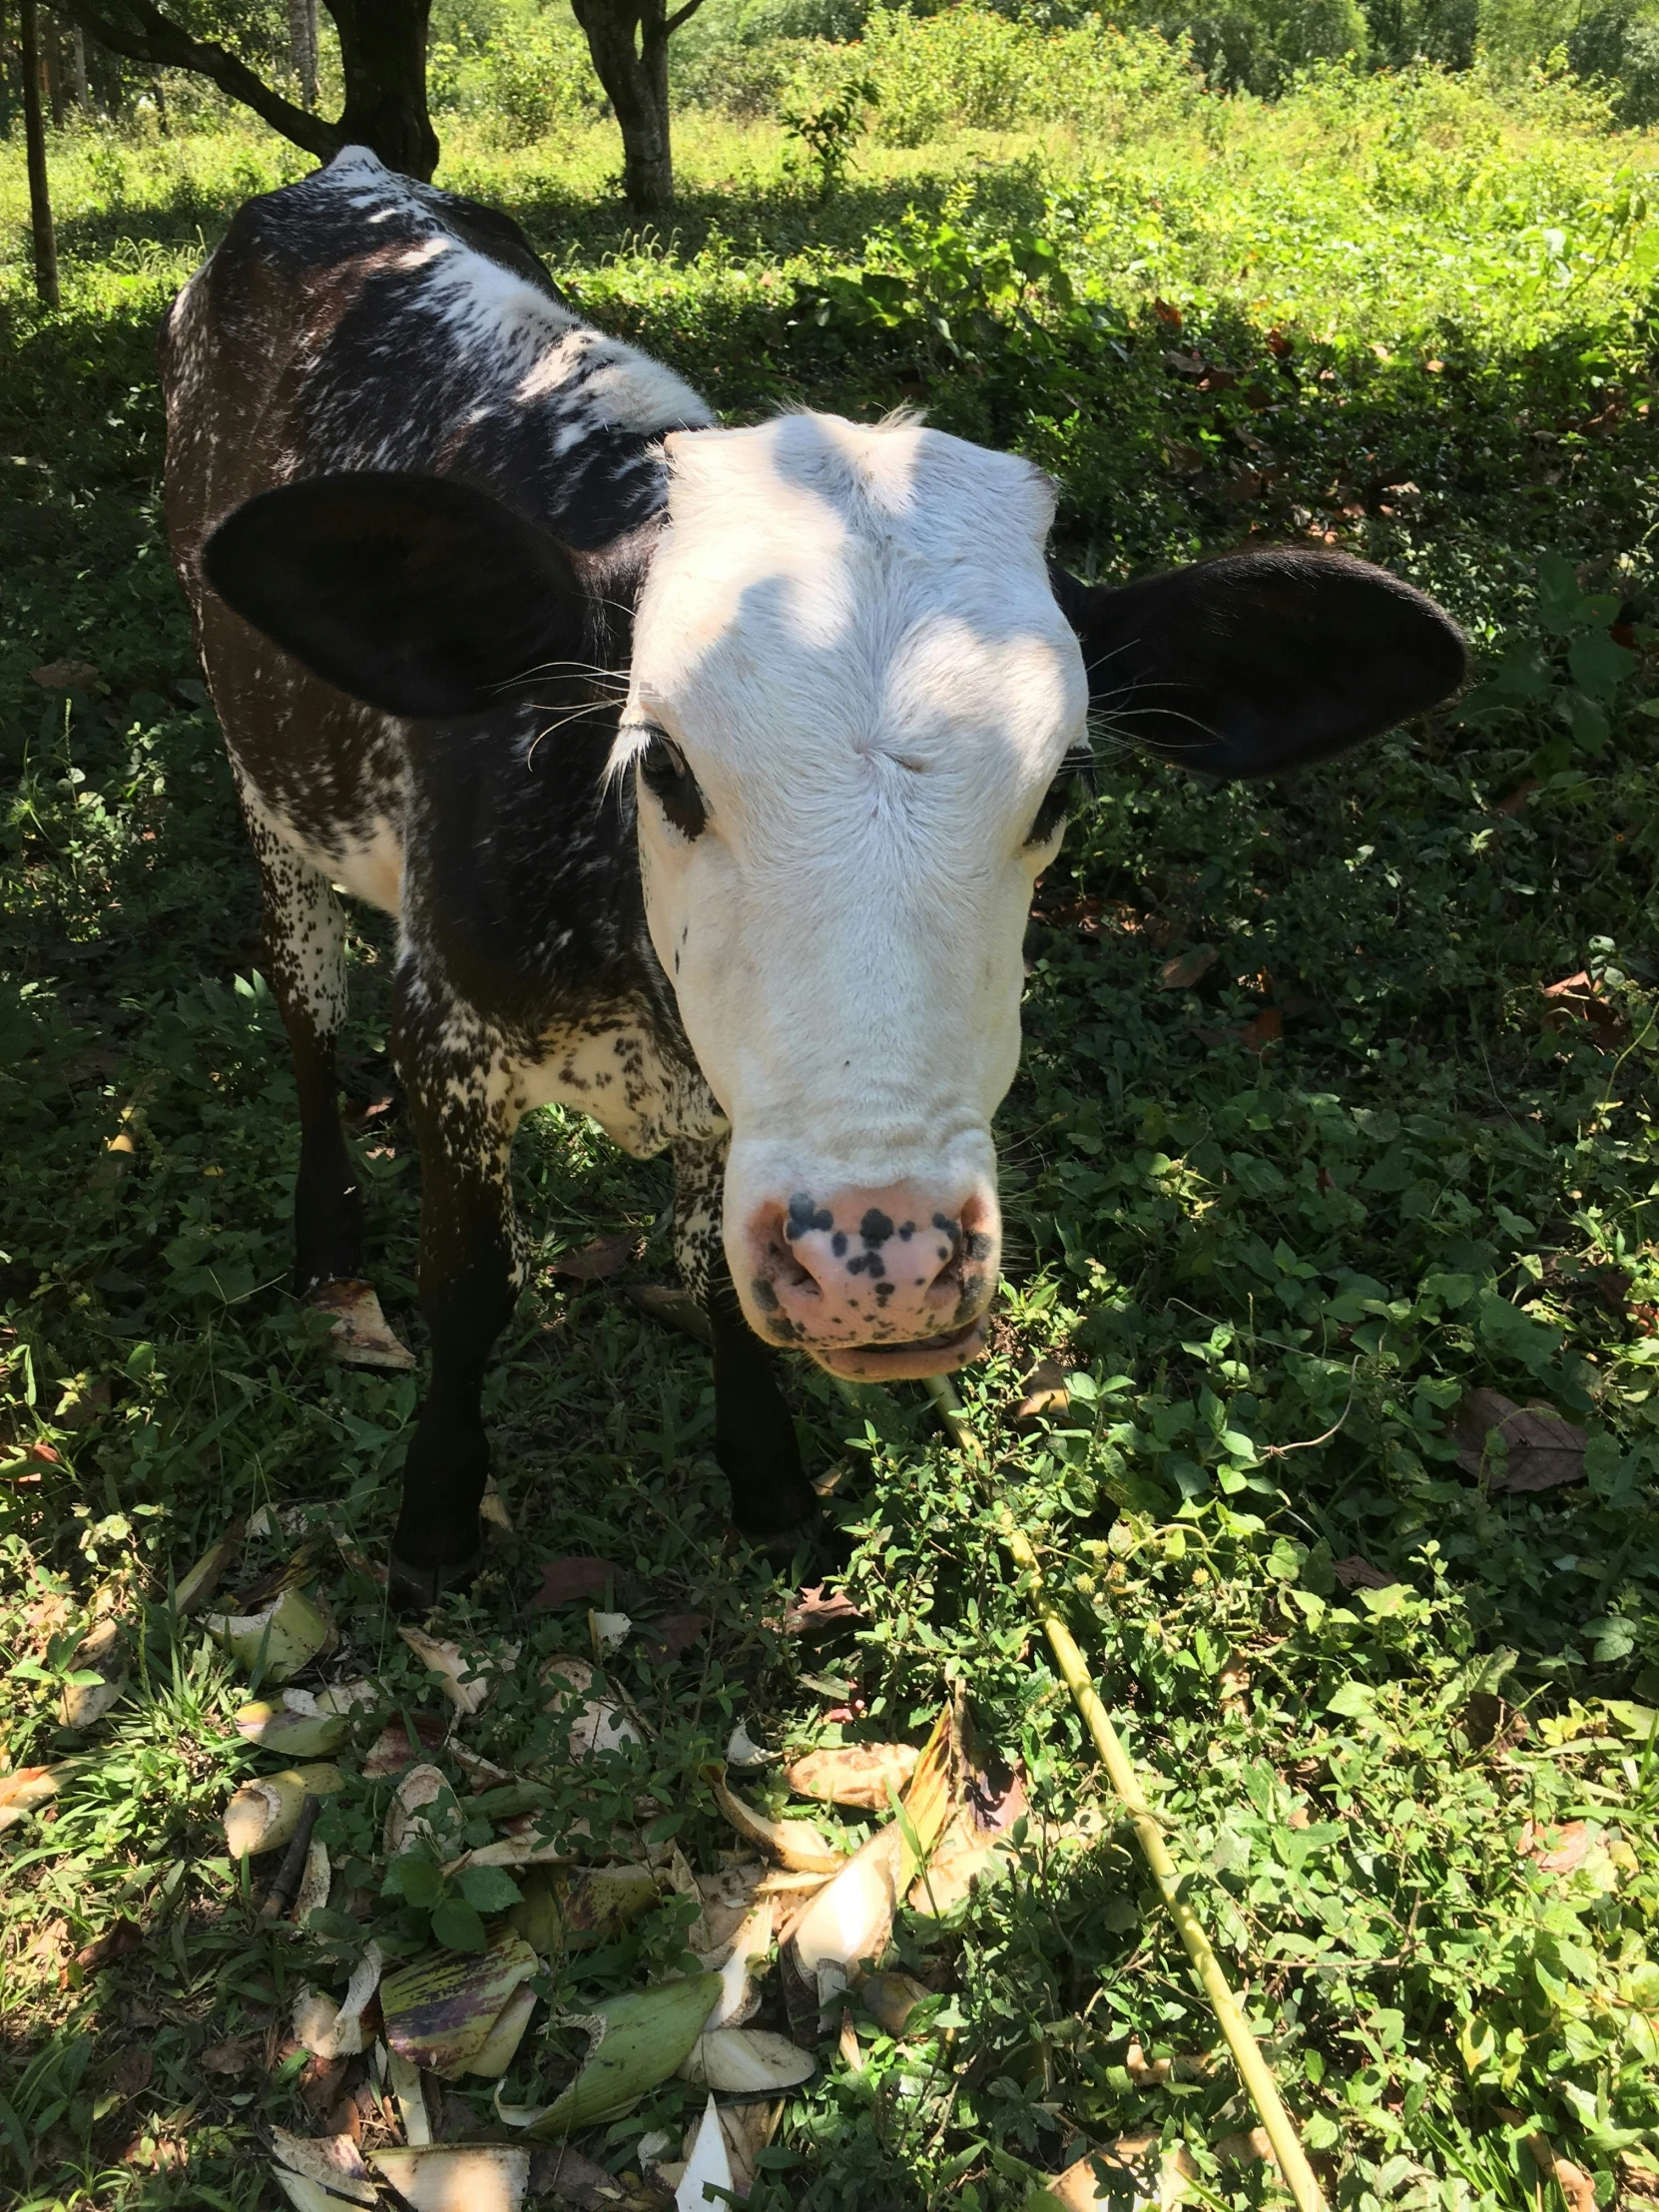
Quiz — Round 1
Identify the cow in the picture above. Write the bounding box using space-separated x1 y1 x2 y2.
160 148 1465 1609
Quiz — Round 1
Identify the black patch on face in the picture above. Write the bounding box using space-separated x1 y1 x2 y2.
831 1230 847 1258
846 1251 886 1279
639 732 706 840
859 1208 894 1246
898 1221 914 1240
786 1194 833 1242
751 1277 780 1312
965 1230 994 1262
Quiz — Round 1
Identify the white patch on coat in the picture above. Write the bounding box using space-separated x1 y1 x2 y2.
624 411 1087 1311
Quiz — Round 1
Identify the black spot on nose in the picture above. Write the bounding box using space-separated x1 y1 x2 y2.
831 1231 847 1258
751 1278 780 1312
859 1209 895 1246
786 1193 833 1241
898 1221 914 1240
965 1230 994 1262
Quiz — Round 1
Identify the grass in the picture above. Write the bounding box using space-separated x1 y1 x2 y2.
2 51 1659 2212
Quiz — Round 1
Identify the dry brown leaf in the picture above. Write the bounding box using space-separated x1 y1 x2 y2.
1013 1359 1069 1423
1332 1554 1394 1590
550 1232 635 1282
783 1585 864 1637
31 658 99 688
1157 945 1218 990
1452 1388 1586 1492
363 1713 449 1778
307 1278 416 1371
531 1556 629 1610
1528 2136 1598 2212
784 1743 919 1812
1519 1819 1593 1875
1540 972 1627 1052
200 2036 262 2076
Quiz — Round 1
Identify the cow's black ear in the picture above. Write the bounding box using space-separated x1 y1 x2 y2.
1051 547 1466 779
203 472 588 719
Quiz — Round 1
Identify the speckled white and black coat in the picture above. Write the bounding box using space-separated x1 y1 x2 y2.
161 150 803 1599
162 150 1466 1603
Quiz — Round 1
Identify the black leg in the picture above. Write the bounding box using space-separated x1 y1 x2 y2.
673 1137 816 1548
388 985 524 1609
708 1257 818 1545
247 822 362 1292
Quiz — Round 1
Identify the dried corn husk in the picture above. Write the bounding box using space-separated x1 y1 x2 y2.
385 2044 431 2144
725 1720 772 1768
861 1970 930 2036
173 1519 246 1615
207 1584 334 1684
398 1626 514 1716
224 1763 342 1859
701 1894 774 2028
292 1838 331 1928
505 1973 722 2140
384 1763 451 1856
908 1693 1026 1915
380 1932 540 2080
236 1690 349 1759
370 2146 530 2212
59 1613 126 1730
364 1713 450 1779
784 1743 918 1812
709 1771 841 1874
677 2095 735 2212
787 1821 902 1995
541 1654 642 1759
270 2127 376 2210
0 1763 72 1833
466 1980 540 2078
589 1610 631 1658
678 2027 815 2094
291 1938 384 2059
314 1676 380 1715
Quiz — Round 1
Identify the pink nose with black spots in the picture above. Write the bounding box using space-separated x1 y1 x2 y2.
742 1185 1000 1380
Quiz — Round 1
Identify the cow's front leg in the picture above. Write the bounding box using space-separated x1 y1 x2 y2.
674 1138 817 1548
389 994 526 1608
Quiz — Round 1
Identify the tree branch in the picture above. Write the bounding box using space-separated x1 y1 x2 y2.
662 0 708 36
57 0 343 160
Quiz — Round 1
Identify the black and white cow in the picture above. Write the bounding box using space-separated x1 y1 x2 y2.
160 148 1464 1607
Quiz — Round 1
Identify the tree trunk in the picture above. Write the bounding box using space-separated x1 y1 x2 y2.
327 0 436 181
287 0 317 109
20 0 60 305
570 0 707 218
69 19 89 109
57 0 438 178
45 10 64 125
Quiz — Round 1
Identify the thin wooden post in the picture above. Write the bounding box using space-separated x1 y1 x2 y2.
19 0 61 307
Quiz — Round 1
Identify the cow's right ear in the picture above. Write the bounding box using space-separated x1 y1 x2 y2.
203 472 589 719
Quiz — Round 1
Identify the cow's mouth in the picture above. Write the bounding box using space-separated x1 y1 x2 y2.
809 1316 989 1382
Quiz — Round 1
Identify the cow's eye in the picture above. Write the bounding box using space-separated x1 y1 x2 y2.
639 732 706 840
1026 743 1096 847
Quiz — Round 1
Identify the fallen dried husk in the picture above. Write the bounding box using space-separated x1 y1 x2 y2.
224 1763 343 1859
452 1830 572 1874
708 1769 841 1874
908 1695 1027 1916
860 1969 931 2037
385 2044 432 2144
384 1762 452 1856
370 2146 531 2212
314 1676 380 1715
0 1762 75 1833
678 2027 816 2094
787 1821 902 1991
784 1743 919 1812
505 1972 723 2139
701 1894 774 2028
173 1518 246 1615
292 1837 331 1928
59 1614 126 1729
292 1939 384 2059
380 1932 540 2079
207 1584 335 1685
466 1978 540 2078
364 1712 450 1778
677 2095 734 2212
309 1277 417 1371
541 1654 643 1759
398 1625 515 1716
270 2126 376 2210
236 1690 349 1759
894 1700 955 1892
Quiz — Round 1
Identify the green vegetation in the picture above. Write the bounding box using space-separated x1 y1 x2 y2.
3 33 1659 2212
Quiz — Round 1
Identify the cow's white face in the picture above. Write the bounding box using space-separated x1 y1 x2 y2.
617 413 1089 1379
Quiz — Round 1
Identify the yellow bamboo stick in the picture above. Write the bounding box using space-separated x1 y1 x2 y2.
921 1373 1329 2212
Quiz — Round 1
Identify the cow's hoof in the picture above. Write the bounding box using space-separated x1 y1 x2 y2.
387 1547 482 1613
738 1493 821 1568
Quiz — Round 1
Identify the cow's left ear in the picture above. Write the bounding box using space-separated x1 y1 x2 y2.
1050 546 1465 779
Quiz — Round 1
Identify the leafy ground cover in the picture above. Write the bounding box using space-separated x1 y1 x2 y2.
3 60 1659 2212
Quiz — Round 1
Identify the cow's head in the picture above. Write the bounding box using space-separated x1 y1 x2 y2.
204 414 1464 1380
